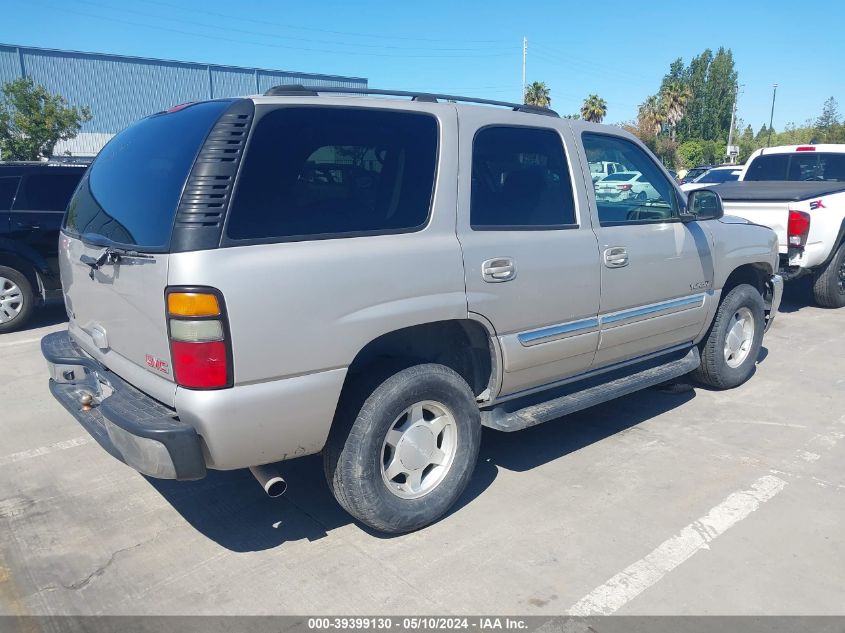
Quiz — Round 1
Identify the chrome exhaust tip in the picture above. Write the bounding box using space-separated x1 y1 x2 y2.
249 464 287 498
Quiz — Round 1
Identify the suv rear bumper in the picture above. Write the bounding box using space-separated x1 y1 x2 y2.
42 331 206 480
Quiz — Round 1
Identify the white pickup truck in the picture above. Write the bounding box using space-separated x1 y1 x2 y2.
713 144 845 308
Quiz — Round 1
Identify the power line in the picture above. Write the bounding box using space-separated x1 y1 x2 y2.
68 0 514 55
35 2 513 59
137 0 514 45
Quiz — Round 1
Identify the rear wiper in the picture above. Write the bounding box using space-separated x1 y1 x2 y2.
81 247 155 279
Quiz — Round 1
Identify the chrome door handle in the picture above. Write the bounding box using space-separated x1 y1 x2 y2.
482 257 516 282
603 247 629 268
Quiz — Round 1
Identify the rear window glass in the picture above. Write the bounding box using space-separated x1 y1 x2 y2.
14 172 83 211
0 177 20 211
745 152 845 182
696 169 740 184
471 126 576 228
602 173 637 181
64 100 231 248
226 108 438 241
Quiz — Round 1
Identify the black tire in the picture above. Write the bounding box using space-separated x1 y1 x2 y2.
693 284 765 390
0 266 35 334
324 363 481 534
812 242 845 308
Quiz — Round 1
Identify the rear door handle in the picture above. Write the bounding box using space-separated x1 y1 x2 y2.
603 247 629 268
482 257 516 282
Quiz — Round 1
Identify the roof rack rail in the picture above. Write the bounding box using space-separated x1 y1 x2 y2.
262 85 560 117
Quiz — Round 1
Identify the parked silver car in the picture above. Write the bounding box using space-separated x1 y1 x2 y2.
43 87 783 533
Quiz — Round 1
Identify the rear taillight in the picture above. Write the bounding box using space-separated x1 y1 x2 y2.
787 210 811 249
166 288 232 389
617 184 632 191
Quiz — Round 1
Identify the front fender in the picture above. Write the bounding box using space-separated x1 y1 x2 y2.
706 220 778 289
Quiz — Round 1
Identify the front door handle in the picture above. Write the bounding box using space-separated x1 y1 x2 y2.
603 246 629 268
482 257 516 282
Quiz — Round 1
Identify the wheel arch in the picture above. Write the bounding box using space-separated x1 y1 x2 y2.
721 262 772 296
0 249 41 294
341 318 498 403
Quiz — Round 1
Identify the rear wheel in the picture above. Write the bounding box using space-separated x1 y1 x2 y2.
324 363 481 534
693 284 765 389
0 266 35 334
812 242 845 308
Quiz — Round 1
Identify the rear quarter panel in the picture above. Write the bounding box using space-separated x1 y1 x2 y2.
167 105 466 468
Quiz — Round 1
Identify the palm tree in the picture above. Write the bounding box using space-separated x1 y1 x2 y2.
659 81 691 141
524 81 551 108
638 95 666 137
580 94 607 123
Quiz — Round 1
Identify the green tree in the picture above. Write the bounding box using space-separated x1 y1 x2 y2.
524 81 551 107
638 95 665 138
659 80 691 141
814 97 841 142
580 94 607 123
0 78 92 160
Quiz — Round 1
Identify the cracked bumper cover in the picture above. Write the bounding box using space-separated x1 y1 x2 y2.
42 331 206 480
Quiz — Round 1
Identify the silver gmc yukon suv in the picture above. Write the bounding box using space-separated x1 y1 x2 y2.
43 86 783 533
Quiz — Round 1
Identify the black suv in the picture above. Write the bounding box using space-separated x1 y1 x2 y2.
0 162 87 332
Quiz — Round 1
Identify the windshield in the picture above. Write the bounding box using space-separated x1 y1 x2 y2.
696 169 740 184
744 152 845 182
63 100 232 250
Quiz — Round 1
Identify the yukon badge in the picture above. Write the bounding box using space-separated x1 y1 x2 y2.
690 280 712 290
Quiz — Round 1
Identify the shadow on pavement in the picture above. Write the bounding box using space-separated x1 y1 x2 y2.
148 386 694 551
13 303 68 333
777 276 816 314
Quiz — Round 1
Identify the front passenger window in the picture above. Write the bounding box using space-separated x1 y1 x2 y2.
583 133 678 226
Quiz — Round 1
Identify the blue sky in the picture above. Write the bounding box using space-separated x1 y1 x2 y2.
3 0 844 132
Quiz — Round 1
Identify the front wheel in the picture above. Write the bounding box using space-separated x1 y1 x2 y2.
324 363 481 534
812 242 845 308
693 284 765 389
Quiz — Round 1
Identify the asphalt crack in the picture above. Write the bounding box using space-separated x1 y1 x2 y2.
61 542 144 591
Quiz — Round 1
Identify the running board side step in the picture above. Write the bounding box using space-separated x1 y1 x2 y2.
481 347 700 432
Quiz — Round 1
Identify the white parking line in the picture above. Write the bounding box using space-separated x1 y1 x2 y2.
567 474 787 616
0 337 43 348
0 436 92 467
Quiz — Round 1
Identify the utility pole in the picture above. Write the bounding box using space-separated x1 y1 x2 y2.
522 37 527 103
726 83 742 164
767 83 778 147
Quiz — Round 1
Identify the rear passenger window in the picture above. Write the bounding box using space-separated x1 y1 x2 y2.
14 173 83 211
582 133 678 226
0 177 20 211
226 108 438 241
471 126 576 229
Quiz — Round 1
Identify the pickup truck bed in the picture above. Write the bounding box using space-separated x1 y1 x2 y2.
712 180 845 307
712 181 845 202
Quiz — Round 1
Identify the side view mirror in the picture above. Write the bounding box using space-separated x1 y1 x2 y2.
686 188 724 221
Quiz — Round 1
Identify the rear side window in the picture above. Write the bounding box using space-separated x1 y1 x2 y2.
0 177 20 211
14 173 82 211
226 108 438 242
64 100 232 249
471 126 576 229
745 152 845 182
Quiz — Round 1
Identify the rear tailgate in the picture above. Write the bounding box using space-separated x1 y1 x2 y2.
60 236 175 405
719 200 790 253
713 181 845 255
59 99 240 407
